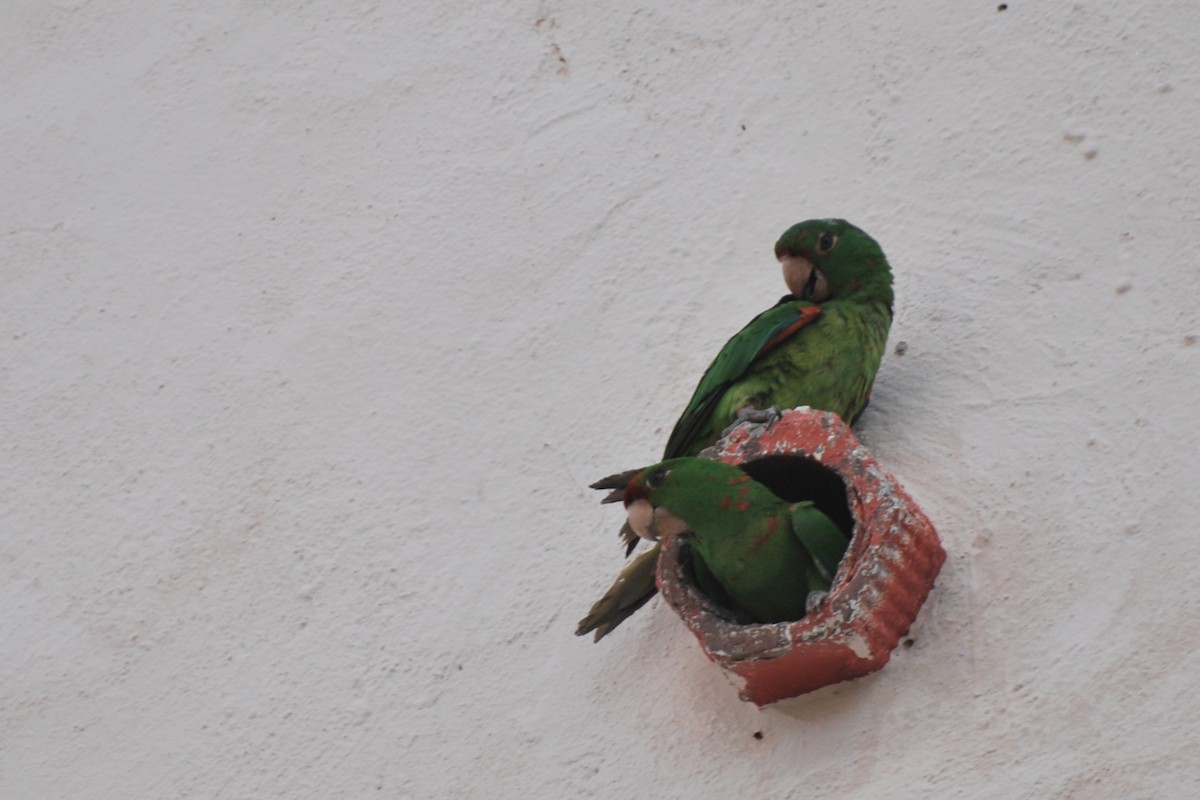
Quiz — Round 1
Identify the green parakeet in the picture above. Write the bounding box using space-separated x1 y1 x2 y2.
577 218 893 640
617 457 849 624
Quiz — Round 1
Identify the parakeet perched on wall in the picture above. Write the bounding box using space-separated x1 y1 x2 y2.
613 457 848 624
577 218 894 640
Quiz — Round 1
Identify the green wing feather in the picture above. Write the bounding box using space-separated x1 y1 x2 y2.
787 501 850 582
665 296 888 460
664 298 821 458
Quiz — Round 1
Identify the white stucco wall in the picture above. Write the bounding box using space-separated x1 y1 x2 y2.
5 2 1200 797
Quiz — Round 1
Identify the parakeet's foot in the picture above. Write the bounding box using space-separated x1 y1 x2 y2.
805 589 829 616
743 404 783 425
720 405 783 438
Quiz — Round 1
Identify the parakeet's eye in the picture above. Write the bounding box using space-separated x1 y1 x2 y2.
647 469 669 488
816 232 838 254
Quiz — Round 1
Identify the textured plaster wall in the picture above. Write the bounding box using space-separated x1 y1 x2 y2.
4 2 1200 797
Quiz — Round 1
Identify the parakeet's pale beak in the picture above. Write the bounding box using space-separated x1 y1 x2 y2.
779 254 831 302
626 499 689 542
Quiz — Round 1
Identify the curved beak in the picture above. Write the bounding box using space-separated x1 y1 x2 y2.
626 499 689 542
779 255 831 302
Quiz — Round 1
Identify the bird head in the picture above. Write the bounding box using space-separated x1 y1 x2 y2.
617 457 751 543
621 460 692 543
774 218 893 308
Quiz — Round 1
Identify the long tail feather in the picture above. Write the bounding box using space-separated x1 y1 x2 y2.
575 546 660 641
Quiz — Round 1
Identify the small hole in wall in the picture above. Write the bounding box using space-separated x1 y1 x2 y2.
997 3 1008 10
753 731 764 740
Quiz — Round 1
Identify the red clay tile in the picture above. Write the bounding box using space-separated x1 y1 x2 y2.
656 407 945 706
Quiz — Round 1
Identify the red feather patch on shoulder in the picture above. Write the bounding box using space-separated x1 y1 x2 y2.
764 305 822 353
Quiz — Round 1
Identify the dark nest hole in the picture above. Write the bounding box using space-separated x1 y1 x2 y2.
738 454 854 538
679 454 855 621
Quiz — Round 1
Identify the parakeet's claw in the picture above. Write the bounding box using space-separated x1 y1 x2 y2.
747 404 784 425
720 404 784 438
805 589 829 616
